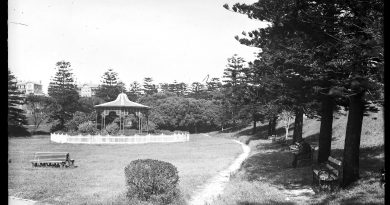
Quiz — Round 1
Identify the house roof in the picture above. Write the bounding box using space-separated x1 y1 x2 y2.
94 93 150 109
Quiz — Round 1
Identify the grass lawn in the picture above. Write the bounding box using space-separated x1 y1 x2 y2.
210 107 385 205
8 134 242 205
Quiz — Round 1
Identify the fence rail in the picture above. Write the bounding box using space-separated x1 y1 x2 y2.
51 133 190 144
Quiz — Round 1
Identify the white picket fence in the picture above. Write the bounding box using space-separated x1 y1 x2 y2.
51 132 190 144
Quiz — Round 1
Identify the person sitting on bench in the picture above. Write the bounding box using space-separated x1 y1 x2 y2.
292 138 312 168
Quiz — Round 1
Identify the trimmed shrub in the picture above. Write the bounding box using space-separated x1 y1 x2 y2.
124 159 180 204
78 121 98 134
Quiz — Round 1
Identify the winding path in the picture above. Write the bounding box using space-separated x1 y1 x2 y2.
188 136 250 205
8 196 36 205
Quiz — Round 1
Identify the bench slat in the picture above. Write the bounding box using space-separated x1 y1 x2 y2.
31 160 64 163
325 164 339 176
328 157 342 166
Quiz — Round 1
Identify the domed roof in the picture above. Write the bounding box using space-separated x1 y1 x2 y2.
94 93 150 109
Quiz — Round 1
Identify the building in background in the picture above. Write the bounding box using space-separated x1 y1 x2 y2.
78 83 99 97
16 81 45 96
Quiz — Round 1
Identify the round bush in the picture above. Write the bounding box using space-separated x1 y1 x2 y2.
124 159 180 204
78 121 98 134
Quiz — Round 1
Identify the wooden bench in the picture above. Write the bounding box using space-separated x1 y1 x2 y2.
30 152 75 168
312 156 342 191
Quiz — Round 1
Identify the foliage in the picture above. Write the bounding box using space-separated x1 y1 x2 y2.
142 77 158 96
77 121 98 134
160 80 188 96
138 94 223 133
127 81 143 101
95 69 126 102
64 111 95 131
8 70 28 136
48 61 80 131
124 159 180 204
279 110 294 139
78 96 105 113
25 94 61 131
225 0 383 186
105 122 119 135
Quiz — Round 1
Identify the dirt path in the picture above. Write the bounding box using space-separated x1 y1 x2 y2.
8 196 37 205
188 137 250 205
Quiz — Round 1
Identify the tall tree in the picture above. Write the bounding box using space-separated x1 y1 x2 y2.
48 61 80 131
95 69 126 102
226 0 383 186
188 82 207 99
223 54 247 127
143 77 158 96
127 81 143 101
8 70 28 136
206 78 222 92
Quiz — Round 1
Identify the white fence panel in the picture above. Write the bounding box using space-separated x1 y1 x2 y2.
50 132 190 144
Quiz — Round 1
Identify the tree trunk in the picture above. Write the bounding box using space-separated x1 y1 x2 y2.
267 118 272 137
342 92 365 187
285 124 289 140
292 108 304 144
252 114 257 135
318 95 335 163
270 116 278 136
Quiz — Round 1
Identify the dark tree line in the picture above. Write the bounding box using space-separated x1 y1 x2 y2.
223 0 383 187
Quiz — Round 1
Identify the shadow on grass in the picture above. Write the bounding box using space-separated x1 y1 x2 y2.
238 134 384 204
236 124 294 144
241 143 313 189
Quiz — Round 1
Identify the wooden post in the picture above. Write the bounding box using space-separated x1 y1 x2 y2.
96 111 98 130
100 112 103 130
119 109 122 131
138 111 141 134
103 112 106 129
146 114 149 133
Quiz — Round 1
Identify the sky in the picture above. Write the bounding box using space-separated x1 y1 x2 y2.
9 0 269 93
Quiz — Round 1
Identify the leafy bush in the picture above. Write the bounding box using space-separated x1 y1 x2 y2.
64 111 91 131
105 122 119 135
100 129 109 136
124 159 180 204
154 130 174 135
78 121 98 134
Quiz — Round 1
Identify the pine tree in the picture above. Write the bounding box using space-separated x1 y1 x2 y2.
127 81 143 101
95 69 126 102
48 61 80 131
8 70 28 136
223 54 247 127
143 77 158 96
226 0 383 186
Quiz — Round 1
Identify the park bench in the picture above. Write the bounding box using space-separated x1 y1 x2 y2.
30 152 75 168
312 156 342 191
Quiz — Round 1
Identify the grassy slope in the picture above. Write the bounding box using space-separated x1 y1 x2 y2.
8 134 242 205
210 107 384 205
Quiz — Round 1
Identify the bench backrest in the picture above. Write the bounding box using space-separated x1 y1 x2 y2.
34 152 69 162
326 156 342 177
